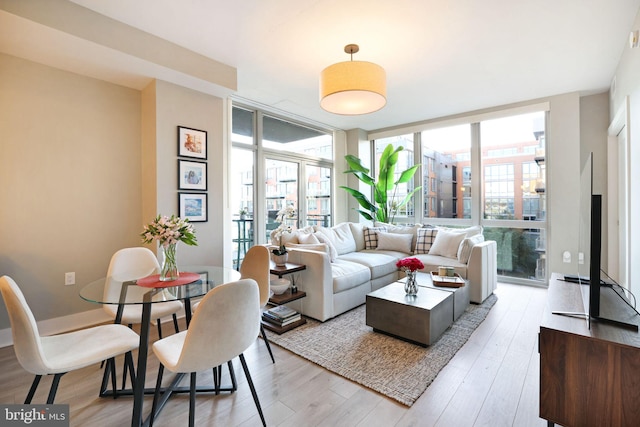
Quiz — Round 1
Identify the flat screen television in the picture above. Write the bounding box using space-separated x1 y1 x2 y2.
561 153 638 330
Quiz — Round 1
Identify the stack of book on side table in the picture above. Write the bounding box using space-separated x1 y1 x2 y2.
262 305 301 327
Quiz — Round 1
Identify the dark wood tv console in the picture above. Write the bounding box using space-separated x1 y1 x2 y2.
540 273 640 426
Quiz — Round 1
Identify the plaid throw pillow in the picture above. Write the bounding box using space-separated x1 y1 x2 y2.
363 226 386 249
415 227 438 254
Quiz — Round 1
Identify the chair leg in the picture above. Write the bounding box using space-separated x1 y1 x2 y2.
157 319 163 339
125 351 136 390
189 372 197 427
214 365 222 395
99 357 113 396
24 375 42 404
260 324 275 363
172 313 180 334
239 354 266 427
227 360 237 391
149 364 164 427
122 357 128 390
47 373 65 404
108 358 117 399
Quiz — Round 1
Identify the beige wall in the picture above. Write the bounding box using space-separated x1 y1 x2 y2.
0 55 228 335
143 80 227 266
0 53 142 327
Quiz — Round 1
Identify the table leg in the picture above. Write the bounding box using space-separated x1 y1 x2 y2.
131 299 151 427
184 297 193 327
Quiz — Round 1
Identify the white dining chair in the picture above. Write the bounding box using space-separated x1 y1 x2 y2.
0 275 140 404
239 245 275 363
149 279 266 427
104 247 183 338
192 245 274 363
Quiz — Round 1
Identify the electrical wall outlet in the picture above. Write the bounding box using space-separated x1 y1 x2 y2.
65 272 75 286
578 252 584 265
562 251 571 263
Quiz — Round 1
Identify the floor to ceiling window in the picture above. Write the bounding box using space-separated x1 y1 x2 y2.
480 112 546 283
230 104 334 268
372 108 547 285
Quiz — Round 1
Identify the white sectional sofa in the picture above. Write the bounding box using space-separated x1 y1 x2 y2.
272 222 498 322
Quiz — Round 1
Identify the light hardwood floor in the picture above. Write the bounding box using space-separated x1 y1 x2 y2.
0 283 549 426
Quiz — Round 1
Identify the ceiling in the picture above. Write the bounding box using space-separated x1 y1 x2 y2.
2 0 640 132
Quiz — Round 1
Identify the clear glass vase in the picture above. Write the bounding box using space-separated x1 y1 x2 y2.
160 243 179 281
404 270 418 296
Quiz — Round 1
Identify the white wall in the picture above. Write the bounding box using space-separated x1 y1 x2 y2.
610 8 640 297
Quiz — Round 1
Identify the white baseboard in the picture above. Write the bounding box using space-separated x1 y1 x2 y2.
0 308 112 348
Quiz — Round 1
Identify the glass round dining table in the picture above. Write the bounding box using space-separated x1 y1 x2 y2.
79 265 240 427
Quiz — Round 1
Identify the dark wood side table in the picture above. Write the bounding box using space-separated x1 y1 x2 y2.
264 262 307 333
270 261 306 292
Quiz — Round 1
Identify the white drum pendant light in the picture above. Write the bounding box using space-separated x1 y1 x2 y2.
320 44 386 115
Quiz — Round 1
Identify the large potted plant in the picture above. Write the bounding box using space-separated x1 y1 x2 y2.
341 144 421 223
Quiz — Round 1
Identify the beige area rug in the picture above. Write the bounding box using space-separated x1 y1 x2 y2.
267 294 498 406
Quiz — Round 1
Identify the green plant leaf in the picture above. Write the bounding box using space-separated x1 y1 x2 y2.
395 186 422 209
341 143 420 224
395 164 420 184
344 155 370 174
339 186 376 212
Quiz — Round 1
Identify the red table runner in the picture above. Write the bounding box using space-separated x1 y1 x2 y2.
136 272 201 288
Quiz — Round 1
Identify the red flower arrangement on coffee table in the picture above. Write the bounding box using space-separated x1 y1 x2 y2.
396 257 425 272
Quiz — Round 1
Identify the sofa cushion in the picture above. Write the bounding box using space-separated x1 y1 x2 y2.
429 228 467 258
363 226 386 249
374 222 422 249
415 227 438 254
339 250 400 279
271 225 315 245
331 259 371 294
285 242 330 256
316 223 357 255
457 234 485 263
376 231 413 253
349 222 366 251
298 233 320 244
314 233 338 261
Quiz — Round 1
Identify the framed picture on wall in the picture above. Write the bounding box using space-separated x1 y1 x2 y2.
178 160 207 191
178 126 207 159
179 192 207 222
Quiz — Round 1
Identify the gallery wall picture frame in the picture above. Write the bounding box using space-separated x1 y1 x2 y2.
178 159 207 191
179 192 208 222
178 126 207 159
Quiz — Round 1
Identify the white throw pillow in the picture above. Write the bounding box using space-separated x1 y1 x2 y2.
285 242 330 257
463 225 483 238
316 223 357 255
363 226 386 249
376 231 414 253
314 233 338 262
298 233 320 244
414 227 438 254
457 234 485 263
374 222 422 249
429 228 467 259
